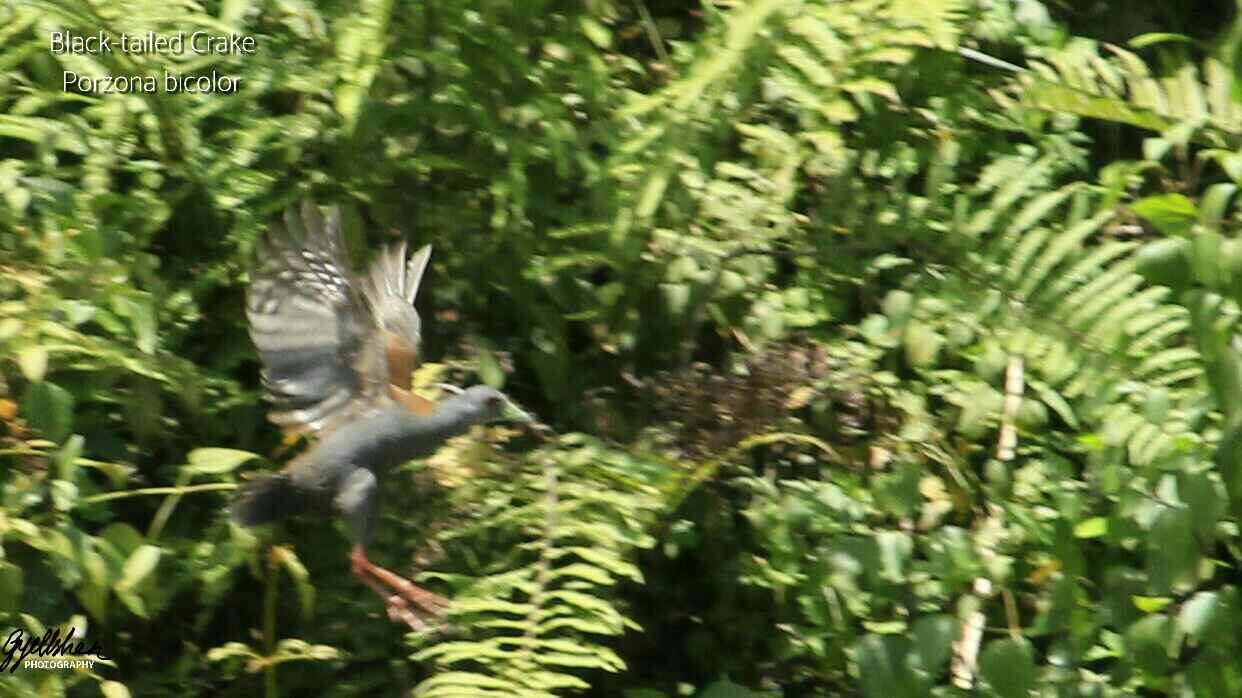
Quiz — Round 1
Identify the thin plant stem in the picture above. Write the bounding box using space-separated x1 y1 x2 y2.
264 547 278 698
80 483 237 505
147 472 192 541
633 0 672 72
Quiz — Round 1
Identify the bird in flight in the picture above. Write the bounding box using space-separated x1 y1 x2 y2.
231 201 530 628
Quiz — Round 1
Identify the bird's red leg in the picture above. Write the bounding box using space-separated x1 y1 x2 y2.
350 545 450 626
349 546 423 628
350 559 424 629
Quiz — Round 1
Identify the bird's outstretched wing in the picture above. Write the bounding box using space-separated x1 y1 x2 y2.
362 239 432 394
246 201 434 435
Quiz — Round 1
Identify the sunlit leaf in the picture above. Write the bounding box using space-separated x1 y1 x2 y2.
1131 193 1198 236
185 448 259 476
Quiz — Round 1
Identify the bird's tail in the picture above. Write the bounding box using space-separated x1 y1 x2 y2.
231 472 298 526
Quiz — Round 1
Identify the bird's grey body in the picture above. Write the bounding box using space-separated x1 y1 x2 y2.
232 386 516 542
292 394 488 493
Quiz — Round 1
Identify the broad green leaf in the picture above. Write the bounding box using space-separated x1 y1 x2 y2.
874 462 921 518
206 642 259 663
911 614 956 674
55 434 84 480
1142 389 1171 422
1179 591 1222 641
1181 471 1226 536
1073 517 1108 539
1128 32 1194 48
979 637 1036 698
77 547 109 622
185 448 259 476
876 531 912 583
1132 595 1172 613
115 545 161 592
100 523 144 557
21 381 74 442
580 17 611 48
50 479 78 512
17 345 47 381
1131 193 1197 236
274 546 315 620
636 170 670 218
1199 183 1236 226
0 318 21 340
100 681 131 698
862 620 907 634
882 290 914 325
903 322 943 368
1034 383 1078 429
1148 508 1196 592
1015 399 1048 430
115 588 147 618
856 635 900 698
1188 654 1235 696
1137 237 1192 289
476 345 505 389
0 562 23 614
20 614 46 637
860 314 893 346
1125 614 1173 675
1191 228 1226 287
698 676 763 698
661 283 690 316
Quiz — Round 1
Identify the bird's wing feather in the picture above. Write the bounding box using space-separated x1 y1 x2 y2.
248 201 428 433
361 241 433 408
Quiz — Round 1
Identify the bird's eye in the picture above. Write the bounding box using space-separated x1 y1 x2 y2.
486 396 502 409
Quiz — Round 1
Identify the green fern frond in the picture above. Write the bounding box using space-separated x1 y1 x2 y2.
410 437 670 698
942 161 1205 468
617 0 966 225
994 43 1242 148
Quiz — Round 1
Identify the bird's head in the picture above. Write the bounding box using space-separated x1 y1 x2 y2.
458 385 533 424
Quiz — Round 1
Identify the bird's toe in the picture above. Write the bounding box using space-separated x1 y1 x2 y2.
394 581 450 616
384 597 426 630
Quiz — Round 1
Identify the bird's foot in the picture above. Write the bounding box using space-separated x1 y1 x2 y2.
351 545 450 630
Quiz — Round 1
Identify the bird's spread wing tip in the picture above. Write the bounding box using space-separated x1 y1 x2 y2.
405 244 432 304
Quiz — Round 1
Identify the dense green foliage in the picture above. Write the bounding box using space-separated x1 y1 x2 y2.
4 0 1242 696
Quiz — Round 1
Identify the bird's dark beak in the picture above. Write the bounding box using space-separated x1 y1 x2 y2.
500 400 534 424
